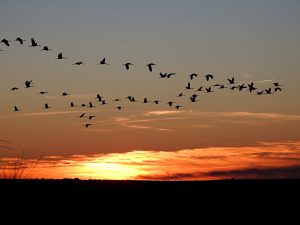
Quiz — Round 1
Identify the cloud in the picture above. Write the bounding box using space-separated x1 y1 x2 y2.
23 110 85 117
6 140 299 180
144 111 183 116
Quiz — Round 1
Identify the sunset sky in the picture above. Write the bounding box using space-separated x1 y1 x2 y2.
1 0 300 180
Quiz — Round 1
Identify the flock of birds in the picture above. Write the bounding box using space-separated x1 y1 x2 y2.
1 37 283 128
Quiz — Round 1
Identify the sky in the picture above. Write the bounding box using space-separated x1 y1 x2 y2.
1 0 300 180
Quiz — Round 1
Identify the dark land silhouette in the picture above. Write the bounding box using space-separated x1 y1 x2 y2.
1 179 299 203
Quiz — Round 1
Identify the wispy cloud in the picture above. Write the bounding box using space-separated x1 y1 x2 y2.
144 111 183 116
23 110 85 117
6 140 300 180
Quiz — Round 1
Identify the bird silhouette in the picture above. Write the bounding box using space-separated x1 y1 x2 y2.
1 39 11 47
73 61 85 65
167 101 175 107
159 72 167 78
175 105 183 110
153 100 160 104
79 113 86 118
81 103 87 107
190 94 198 102
205 87 213 93
238 84 247 91
62 92 70 96
123 63 133 70
197 86 204 92
88 102 94 108
41 46 52 51
56 52 67 59
185 82 193 90
116 106 124 110
15 37 25 45
146 63 156 72
39 91 48 95
273 82 281 87
248 82 257 93
204 74 214 81
96 94 103 102
70 102 75 107
29 38 41 47
265 88 272 94
84 124 92 128
167 73 175 78
227 77 235 84
101 100 108 105
188 73 198 80
44 103 51 109
256 90 264 95
143 97 149 103
114 98 121 102
275 87 282 92
177 92 185 97
88 116 96 120
11 87 19 91
13 106 20 112
98 58 109 65
25 80 33 88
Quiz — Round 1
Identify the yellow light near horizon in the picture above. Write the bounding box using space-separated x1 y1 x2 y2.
83 162 141 180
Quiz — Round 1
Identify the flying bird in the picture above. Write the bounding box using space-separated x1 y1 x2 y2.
123 63 133 70
167 101 175 107
1 39 11 47
256 91 264 95
88 116 96 120
204 74 214 81
177 93 185 97
275 87 282 92
197 86 204 92
79 113 86 118
70 102 75 107
143 97 149 104
56 52 67 59
41 46 52 51
84 124 92 128
11 87 19 91
73 61 85 65
273 82 281 87
188 73 198 80
15 37 25 45
13 106 20 112
265 88 272 94
227 77 235 84
98 58 109 65
62 92 70 96
205 87 213 93
153 100 160 104
39 91 48 95
146 63 156 72
116 106 124 110
88 102 94 108
167 73 175 78
185 82 192 90
44 103 51 109
25 80 33 88
175 105 183 110
29 38 41 47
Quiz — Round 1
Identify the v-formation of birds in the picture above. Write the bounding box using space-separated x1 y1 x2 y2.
1 37 283 128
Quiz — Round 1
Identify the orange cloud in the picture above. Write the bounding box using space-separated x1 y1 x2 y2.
2 140 299 180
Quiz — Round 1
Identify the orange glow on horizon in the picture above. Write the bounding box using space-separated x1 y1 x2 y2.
1 140 299 180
